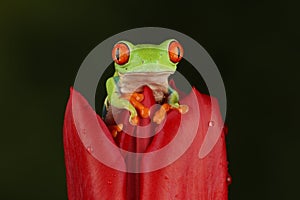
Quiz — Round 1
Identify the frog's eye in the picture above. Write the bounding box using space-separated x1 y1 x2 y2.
168 41 183 63
112 42 130 65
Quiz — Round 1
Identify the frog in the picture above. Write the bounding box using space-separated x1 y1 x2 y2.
103 39 188 135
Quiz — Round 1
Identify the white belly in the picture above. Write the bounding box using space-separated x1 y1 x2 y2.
118 72 173 102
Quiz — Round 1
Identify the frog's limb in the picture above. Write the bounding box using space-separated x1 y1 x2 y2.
177 105 189 114
101 96 109 119
133 93 144 102
168 86 189 114
108 124 123 138
125 93 144 102
153 87 177 124
130 98 150 118
106 77 138 125
153 103 170 124
167 86 180 108
153 87 189 124
122 93 149 118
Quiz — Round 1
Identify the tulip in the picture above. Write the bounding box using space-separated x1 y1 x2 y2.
63 83 229 199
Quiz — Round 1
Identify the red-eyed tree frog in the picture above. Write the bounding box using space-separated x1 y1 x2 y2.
104 39 188 127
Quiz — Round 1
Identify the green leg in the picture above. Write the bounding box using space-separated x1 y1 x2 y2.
111 93 138 119
168 86 180 108
106 77 138 125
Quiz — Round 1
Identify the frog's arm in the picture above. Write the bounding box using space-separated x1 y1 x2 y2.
106 77 138 125
153 86 189 124
167 86 180 108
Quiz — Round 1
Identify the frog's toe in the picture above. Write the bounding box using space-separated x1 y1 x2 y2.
178 105 189 114
129 116 139 126
109 124 123 138
153 108 166 124
140 107 150 118
132 93 144 102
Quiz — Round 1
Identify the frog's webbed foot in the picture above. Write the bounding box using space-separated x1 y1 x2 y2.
169 102 189 114
129 115 139 126
153 103 170 124
108 124 123 138
130 97 150 119
153 103 189 124
177 104 189 114
124 93 150 119
122 92 150 125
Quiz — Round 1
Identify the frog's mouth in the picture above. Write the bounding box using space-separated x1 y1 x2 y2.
118 71 174 102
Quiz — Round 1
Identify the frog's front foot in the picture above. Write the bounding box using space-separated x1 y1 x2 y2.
153 103 189 124
109 124 123 138
153 103 170 124
169 103 189 114
129 115 139 126
126 92 150 119
130 95 150 119
129 106 149 125
177 104 189 114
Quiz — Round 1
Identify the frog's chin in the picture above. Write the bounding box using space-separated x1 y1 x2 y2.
118 71 173 85
118 71 173 102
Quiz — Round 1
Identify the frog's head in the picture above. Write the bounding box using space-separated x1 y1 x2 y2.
111 39 183 75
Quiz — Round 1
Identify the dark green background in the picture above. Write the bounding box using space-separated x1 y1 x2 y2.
1 0 299 199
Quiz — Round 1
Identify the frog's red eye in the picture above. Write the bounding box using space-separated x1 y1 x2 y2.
112 43 130 65
168 41 183 63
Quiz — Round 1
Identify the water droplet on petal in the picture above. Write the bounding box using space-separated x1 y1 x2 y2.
226 174 232 185
87 146 93 153
164 175 169 180
107 180 112 185
208 120 215 127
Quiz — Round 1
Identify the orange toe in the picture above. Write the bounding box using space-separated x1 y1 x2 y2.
109 124 123 138
132 93 144 102
153 108 166 124
178 105 189 114
130 116 139 126
140 107 150 118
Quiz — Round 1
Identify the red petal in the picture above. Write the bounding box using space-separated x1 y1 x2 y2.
140 89 228 199
63 86 229 200
63 88 126 200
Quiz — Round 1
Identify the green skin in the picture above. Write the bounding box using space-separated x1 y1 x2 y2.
106 39 181 124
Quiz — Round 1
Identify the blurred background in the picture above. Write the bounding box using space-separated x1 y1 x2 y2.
0 0 299 199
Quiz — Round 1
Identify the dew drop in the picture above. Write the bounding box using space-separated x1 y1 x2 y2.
107 180 112 185
87 146 93 153
164 175 169 180
208 120 215 127
226 174 232 185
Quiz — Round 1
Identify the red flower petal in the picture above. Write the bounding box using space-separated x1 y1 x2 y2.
140 89 228 199
63 86 229 199
63 88 126 200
